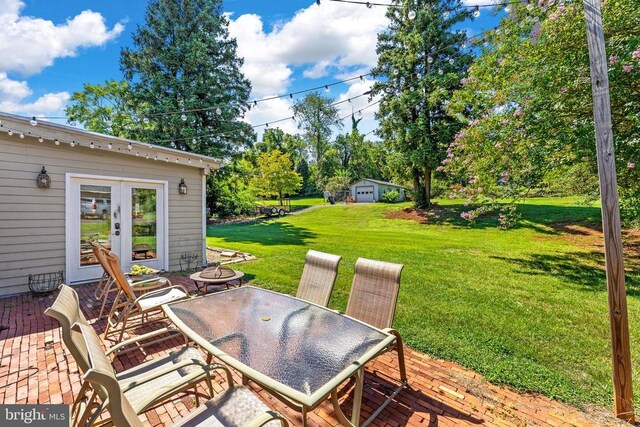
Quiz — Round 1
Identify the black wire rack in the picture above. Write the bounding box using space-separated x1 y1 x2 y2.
28 270 64 295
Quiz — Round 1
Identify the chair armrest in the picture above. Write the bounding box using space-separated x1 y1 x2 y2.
106 327 183 356
245 411 289 427
130 277 172 292
132 285 189 306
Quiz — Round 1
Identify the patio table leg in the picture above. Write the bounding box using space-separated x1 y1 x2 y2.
330 367 364 427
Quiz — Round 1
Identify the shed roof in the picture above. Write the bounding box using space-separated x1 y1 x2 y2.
352 178 405 188
0 112 222 173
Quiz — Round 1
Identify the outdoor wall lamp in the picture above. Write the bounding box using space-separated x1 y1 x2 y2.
37 166 51 188
178 178 187 195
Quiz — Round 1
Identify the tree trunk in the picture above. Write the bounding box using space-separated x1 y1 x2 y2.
412 168 426 208
424 168 432 207
279 191 283 206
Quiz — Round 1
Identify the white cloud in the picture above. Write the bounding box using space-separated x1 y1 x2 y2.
229 2 388 98
0 0 124 76
0 74 69 116
244 97 298 140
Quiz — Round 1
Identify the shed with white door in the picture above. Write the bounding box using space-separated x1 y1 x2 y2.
0 112 221 296
350 179 406 203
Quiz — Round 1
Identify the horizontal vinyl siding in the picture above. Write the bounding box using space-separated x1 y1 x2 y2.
0 135 205 296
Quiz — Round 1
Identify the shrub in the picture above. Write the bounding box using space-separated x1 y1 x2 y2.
217 187 256 217
381 190 401 203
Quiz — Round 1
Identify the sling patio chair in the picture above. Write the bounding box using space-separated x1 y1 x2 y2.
92 243 171 319
102 250 189 342
45 285 220 414
344 257 408 422
70 323 288 427
295 249 342 307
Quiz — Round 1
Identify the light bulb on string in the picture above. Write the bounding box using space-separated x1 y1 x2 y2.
462 42 467 49
438 69 443 75
449 58 455 65
143 117 150 124
366 2 372 8
408 10 416 20
54 139 60 146
90 142 95 149
443 11 449 19
473 6 480 17
505 5 511 13
38 137 43 143
188 158 192 164
70 141 76 147
30 116 37 126
216 107 222 115
181 113 187 121
165 157 169 162
19 133 24 139
7 130 13 136
427 56 434 64
324 85 329 93
145 154 149 159
155 155 158 161
108 143 112 149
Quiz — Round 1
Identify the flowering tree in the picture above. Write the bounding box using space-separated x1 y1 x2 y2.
445 0 640 226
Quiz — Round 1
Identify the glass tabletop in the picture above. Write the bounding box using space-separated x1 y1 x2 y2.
167 286 389 398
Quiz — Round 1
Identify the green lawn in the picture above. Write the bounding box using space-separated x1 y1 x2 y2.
206 197 640 408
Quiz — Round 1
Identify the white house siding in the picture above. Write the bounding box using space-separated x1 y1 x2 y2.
0 133 206 296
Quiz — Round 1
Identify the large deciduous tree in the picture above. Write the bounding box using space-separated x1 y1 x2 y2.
372 0 473 208
292 93 341 185
250 150 302 204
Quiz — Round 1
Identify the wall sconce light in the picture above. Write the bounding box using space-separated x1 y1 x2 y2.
178 178 187 195
37 166 51 188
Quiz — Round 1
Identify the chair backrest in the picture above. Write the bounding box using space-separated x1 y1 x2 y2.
73 323 142 427
104 250 137 301
44 285 91 373
345 258 404 330
296 250 342 307
92 242 111 276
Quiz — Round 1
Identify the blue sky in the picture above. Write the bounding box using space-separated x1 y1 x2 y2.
0 0 502 139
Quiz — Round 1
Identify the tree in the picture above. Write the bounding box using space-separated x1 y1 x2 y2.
250 150 302 204
371 0 473 208
65 80 150 140
292 93 342 185
120 0 253 157
444 0 640 224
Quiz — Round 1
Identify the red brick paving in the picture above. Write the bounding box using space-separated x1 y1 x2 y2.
0 275 616 426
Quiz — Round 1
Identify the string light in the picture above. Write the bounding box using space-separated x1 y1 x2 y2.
7 130 13 136
128 143 132 151
473 6 480 17
38 137 43 143
108 143 113 149
90 142 95 149
215 107 222 115
181 113 187 121
19 133 24 139
29 117 37 126
408 10 416 20
70 141 76 147
54 139 60 146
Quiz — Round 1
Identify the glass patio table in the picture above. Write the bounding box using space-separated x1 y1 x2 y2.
162 286 398 427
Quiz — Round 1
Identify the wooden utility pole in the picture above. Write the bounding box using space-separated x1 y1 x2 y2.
583 0 634 421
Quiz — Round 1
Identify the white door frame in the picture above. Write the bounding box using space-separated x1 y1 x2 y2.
65 173 169 284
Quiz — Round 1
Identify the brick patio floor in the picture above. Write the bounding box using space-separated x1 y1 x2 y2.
0 275 618 426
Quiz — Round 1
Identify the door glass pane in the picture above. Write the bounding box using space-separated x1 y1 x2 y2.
80 185 111 266
132 188 157 261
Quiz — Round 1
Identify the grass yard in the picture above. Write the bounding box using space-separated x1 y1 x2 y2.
207 197 640 408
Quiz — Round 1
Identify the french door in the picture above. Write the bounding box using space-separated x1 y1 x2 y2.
67 175 167 283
